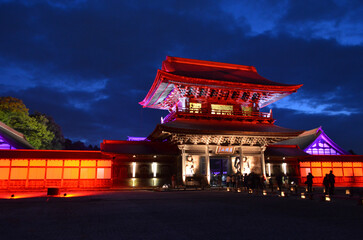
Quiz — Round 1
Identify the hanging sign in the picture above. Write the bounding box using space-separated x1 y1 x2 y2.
216 146 235 154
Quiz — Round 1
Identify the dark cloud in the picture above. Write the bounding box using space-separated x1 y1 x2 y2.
0 0 362 153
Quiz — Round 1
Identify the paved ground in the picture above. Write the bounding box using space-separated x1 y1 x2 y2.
0 190 362 240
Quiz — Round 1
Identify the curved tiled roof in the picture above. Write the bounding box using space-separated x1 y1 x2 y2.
148 119 303 140
0 121 33 149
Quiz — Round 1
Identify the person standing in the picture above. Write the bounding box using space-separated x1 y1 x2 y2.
226 175 231 188
276 174 283 192
328 170 335 195
171 174 176 189
323 174 329 194
306 173 314 193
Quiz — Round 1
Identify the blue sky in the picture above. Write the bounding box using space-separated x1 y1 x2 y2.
0 0 362 153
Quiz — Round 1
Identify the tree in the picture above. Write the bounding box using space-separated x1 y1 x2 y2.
0 97 54 149
31 112 65 150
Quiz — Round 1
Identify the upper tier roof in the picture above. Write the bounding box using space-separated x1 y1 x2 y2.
140 56 303 110
162 56 297 86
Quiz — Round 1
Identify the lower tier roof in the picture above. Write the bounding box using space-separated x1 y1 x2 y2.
148 119 303 140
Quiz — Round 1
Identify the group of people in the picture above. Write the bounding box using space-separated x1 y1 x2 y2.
224 172 265 190
306 170 335 194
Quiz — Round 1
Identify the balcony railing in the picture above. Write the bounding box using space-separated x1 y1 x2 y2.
163 107 273 123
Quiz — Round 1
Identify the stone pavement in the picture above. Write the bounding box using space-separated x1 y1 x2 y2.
0 190 362 240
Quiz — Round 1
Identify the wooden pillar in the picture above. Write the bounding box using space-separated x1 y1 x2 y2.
239 146 244 174
205 145 210 184
181 145 186 184
261 146 266 179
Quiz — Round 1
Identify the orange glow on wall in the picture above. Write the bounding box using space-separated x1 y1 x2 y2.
29 168 45 179
12 160 28 166
81 160 96 167
29 160 46 166
80 168 96 179
322 168 332 176
343 168 353 176
64 160 79 166
353 162 362 167
0 150 112 190
332 168 343 176
97 160 112 167
48 160 63 166
10 168 27 179
300 162 310 167
333 162 342 167
322 162 331 167
353 168 363 176
63 168 79 179
0 168 9 179
311 168 322 177
0 159 10 166
46 168 62 179
311 162 321 167
97 168 111 179
300 167 310 176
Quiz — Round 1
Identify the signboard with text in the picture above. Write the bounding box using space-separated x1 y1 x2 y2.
216 146 234 154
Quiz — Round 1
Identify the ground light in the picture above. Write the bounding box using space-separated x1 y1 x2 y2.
280 191 286 197
262 190 267 196
301 193 306 199
237 188 241 193
248 189 253 194
345 189 351 195
324 195 331 202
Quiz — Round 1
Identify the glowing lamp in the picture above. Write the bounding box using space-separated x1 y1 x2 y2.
263 190 267 196
152 162 157 177
153 155 157 158
227 187 230 192
280 191 286 197
301 193 305 199
132 162 136 178
324 195 331 202
345 189 350 195
248 189 253 194
290 187 294 192
237 188 241 193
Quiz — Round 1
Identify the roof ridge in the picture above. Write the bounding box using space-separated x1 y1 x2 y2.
164 56 257 72
0 121 25 139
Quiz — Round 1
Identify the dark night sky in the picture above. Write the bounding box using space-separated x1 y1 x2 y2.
0 0 362 154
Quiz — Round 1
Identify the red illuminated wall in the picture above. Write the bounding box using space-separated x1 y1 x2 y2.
300 161 363 187
0 150 112 190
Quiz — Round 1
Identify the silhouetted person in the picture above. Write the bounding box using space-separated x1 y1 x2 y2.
171 174 176 189
217 175 222 190
269 178 274 192
276 174 283 191
306 173 314 193
231 175 236 188
323 174 329 194
243 173 249 189
328 170 335 195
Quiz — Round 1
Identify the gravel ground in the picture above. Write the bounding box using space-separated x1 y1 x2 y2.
0 190 362 240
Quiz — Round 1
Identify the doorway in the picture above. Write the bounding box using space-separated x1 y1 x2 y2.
209 157 229 186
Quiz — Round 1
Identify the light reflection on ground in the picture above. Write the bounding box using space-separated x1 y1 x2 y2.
0 191 108 199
